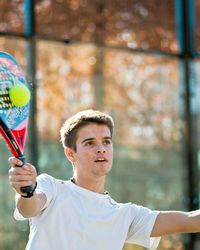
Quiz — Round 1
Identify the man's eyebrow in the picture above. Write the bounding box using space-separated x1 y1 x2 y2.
81 138 94 144
81 136 112 144
103 136 112 140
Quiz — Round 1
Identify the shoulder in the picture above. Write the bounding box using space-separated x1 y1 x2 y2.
37 173 67 185
111 201 159 218
36 173 71 192
36 174 59 194
37 173 54 181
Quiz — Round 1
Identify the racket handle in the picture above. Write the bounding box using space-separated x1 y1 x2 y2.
20 185 34 194
17 155 34 196
18 155 26 164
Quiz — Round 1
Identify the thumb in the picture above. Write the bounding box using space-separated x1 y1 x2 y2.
22 163 36 173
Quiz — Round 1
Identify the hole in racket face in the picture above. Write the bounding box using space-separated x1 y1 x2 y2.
0 88 12 109
0 65 18 109
0 63 15 109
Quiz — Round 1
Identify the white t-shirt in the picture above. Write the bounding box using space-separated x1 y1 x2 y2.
15 174 161 250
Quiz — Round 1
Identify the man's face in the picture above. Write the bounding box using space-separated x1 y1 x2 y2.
69 123 113 180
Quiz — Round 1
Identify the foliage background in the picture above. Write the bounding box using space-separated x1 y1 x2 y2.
1 0 200 249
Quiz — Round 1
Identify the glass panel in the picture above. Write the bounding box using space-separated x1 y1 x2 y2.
0 37 26 67
0 1 24 33
37 42 186 249
0 37 28 250
37 41 97 177
195 0 200 51
196 60 200 250
195 59 200 197
35 0 178 52
104 51 182 204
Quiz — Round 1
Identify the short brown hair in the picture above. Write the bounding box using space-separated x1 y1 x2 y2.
60 109 114 150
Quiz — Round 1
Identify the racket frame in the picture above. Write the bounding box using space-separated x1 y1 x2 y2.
0 52 33 196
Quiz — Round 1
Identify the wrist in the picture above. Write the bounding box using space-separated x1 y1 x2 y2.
20 182 37 198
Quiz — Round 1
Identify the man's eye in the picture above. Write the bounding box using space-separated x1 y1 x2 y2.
103 140 111 145
85 141 93 146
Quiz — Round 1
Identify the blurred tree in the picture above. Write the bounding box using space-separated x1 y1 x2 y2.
34 0 177 52
0 0 24 33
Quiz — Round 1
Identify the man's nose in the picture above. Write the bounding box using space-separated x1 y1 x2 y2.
96 145 106 153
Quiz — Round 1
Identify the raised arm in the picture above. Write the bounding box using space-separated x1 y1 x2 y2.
151 210 200 237
8 157 46 218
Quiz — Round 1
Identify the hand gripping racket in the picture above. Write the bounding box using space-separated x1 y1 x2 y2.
0 51 33 196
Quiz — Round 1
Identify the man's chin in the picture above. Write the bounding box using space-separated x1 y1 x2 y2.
93 165 112 176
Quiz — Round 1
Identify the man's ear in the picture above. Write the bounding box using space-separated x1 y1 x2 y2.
64 147 76 163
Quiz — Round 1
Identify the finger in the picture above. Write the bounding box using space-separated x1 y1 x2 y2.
21 164 36 173
8 166 29 176
9 162 36 174
11 180 34 190
9 173 34 182
8 157 23 167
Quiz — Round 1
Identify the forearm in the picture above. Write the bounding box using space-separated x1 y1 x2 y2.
186 210 200 233
151 210 200 237
16 191 46 218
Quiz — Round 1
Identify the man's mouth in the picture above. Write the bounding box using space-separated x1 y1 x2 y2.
94 158 107 162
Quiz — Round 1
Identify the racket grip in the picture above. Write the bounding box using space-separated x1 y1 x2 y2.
20 185 34 194
17 155 34 196
18 155 26 164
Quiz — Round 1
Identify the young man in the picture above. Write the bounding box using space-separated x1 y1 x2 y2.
8 109 200 250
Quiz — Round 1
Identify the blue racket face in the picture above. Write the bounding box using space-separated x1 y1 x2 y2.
0 52 30 151
0 52 30 130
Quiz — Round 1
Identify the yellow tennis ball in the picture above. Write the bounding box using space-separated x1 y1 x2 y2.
9 84 31 107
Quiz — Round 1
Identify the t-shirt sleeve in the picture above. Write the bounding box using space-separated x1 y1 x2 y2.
14 173 56 220
126 204 161 250
36 173 56 210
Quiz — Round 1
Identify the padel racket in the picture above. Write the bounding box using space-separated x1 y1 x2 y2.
0 51 33 195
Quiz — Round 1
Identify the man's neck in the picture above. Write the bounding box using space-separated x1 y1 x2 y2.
71 175 106 194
